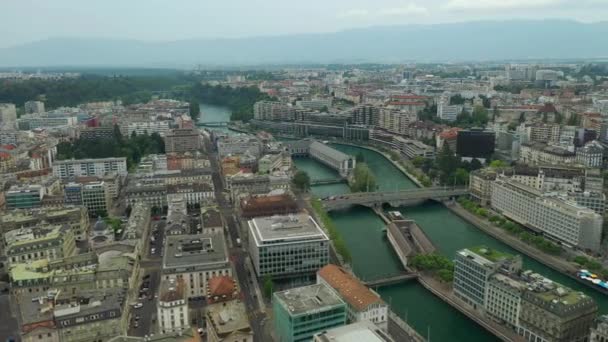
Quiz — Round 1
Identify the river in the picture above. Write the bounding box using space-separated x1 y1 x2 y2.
200 104 607 340
293 143 608 342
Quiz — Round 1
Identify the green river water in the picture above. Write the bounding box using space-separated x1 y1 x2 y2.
203 103 607 342
294 144 608 342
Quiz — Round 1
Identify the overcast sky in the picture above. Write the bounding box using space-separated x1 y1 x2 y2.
1 0 606 48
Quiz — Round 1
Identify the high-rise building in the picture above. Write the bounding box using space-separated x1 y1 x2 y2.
0 103 17 129
164 128 201 153
491 177 603 251
248 213 330 279
81 181 112 216
273 283 347 342
24 100 45 114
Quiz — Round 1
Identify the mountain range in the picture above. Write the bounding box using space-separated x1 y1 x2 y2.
1 20 607 68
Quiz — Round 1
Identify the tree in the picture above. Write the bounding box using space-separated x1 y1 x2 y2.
189 99 200 121
320 106 329 113
351 163 377 192
263 276 274 298
489 160 508 168
411 156 425 168
471 106 489 125
450 94 466 105
470 158 483 171
292 171 311 192
454 168 469 186
356 152 365 163
518 112 526 124
567 114 579 126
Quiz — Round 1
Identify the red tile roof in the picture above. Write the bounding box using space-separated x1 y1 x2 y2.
387 101 426 106
318 264 384 311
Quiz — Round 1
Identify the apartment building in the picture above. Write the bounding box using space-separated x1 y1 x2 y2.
577 140 604 168
394 137 435 159
253 101 295 121
127 120 170 137
248 213 329 279
5 224 76 265
491 177 603 251
519 143 577 166
53 157 127 179
24 100 45 114
0 206 89 241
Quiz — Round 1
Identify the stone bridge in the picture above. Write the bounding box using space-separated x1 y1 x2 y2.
321 187 469 211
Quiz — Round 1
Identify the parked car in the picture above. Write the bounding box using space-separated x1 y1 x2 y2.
132 302 143 309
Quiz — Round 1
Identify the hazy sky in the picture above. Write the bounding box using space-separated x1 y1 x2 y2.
1 0 606 48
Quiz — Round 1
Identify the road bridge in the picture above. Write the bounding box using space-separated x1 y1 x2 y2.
321 187 468 211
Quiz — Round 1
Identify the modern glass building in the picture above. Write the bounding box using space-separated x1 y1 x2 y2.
273 283 347 342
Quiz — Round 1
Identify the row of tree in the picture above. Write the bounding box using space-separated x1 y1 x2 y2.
56 126 165 169
350 163 377 192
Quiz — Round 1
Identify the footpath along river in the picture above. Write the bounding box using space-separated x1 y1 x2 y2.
294 143 608 342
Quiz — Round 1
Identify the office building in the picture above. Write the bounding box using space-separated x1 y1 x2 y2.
491 178 603 251
53 157 127 179
206 299 253 342
24 100 45 114
313 320 396 342
81 181 112 216
164 128 201 153
248 213 330 279
0 129 17 145
157 278 189 334
254 101 295 121
453 247 522 310
457 129 496 159
317 264 388 330
394 137 435 159
437 96 462 122
161 233 232 299
577 141 604 168
485 273 525 329
273 283 347 342
590 315 608 342
519 143 577 166
6 184 44 209
240 193 298 219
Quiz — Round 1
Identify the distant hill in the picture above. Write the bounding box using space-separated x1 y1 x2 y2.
1 20 607 67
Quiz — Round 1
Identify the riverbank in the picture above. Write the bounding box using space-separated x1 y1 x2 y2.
446 202 579 275
331 141 426 188
417 275 520 342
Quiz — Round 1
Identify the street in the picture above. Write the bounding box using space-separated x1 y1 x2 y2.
0 294 19 342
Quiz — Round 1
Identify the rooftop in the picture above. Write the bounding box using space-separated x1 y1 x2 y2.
206 300 252 337
469 246 514 263
314 321 395 342
162 233 229 271
248 213 329 246
159 278 186 303
201 206 223 228
318 264 384 311
274 283 345 317
309 140 353 163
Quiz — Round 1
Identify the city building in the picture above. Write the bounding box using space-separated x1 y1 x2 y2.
519 143 577 166
469 168 499 206
161 233 232 299
200 206 224 235
274 283 347 342
0 103 17 128
127 120 170 137
52 157 128 179
206 299 253 342
253 101 295 121
453 246 522 310
5 224 76 265
81 181 112 216
239 193 298 219
6 184 44 209
313 320 396 342
437 95 462 122
164 128 201 153
0 206 89 241
517 271 597 342
317 264 388 330
79 127 114 140
125 183 167 208
217 135 262 159
590 315 608 342
394 137 435 159
157 278 189 334
24 100 45 114
491 177 603 251
485 273 525 330
166 182 215 205
456 129 496 160
309 140 355 177
248 213 330 279
577 140 604 168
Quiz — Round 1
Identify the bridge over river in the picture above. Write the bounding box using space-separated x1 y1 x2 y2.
196 121 229 127
321 187 469 211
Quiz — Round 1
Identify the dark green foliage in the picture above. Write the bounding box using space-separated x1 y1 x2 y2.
190 83 272 122
57 126 164 168
263 276 274 298
292 171 311 192
189 99 200 121
450 94 466 105
410 253 454 282
0 75 188 109
350 163 377 192
311 198 352 263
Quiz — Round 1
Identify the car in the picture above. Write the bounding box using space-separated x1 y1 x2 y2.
132 302 143 309
133 321 139 328
134 315 141 321
151 248 156 254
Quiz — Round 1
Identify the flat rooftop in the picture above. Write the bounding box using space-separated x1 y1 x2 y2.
206 300 251 337
314 321 395 342
469 246 514 263
248 213 328 246
162 233 229 271
274 283 345 317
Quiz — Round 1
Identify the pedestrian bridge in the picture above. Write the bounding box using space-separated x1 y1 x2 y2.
310 178 347 186
197 121 229 127
363 273 419 287
321 187 468 211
